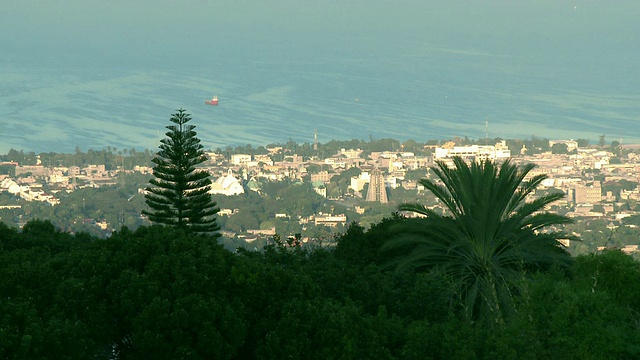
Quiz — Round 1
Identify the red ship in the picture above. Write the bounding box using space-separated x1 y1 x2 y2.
205 95 219 106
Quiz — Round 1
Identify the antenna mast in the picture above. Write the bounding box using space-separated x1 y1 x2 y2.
314 129 318 151
485 119 488 145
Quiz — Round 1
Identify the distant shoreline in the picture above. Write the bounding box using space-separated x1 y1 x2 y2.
2 136 636 157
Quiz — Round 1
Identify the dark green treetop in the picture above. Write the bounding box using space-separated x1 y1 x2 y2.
143 109 220 235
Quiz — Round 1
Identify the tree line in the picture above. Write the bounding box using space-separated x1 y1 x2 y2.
3 219 640 358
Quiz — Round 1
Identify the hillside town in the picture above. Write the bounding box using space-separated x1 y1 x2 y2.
2 138 640 253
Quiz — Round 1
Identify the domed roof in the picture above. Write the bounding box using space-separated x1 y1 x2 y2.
218 176 236 189
211 169 245 196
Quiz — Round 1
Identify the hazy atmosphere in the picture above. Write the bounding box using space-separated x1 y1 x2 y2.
5 3 640 358
1 0 638 153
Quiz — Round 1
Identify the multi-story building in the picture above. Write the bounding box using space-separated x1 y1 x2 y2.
350 172 370 192
314 213 347 227
15 165 49 177
572 183 602 204
311 171 332 183
231 154 252 166
340 148 363 158
434 141 511 161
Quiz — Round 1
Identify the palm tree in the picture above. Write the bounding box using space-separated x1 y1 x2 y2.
390 156 576 323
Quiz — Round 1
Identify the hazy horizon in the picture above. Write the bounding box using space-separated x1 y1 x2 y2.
1 1 639 153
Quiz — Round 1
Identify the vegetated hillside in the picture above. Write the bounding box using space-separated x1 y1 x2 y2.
0 169 434 242
2 219 640 359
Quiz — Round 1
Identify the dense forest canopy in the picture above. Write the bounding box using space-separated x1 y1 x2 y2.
2 220 640 359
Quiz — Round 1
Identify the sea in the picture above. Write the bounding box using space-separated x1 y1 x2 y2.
1 1 639 154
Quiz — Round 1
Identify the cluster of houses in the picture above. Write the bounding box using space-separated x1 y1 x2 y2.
204 140 640 247
3 140 640 247
0 157 154 208
0 177 60 206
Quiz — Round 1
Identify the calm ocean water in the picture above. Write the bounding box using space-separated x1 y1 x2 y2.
1 3 639 154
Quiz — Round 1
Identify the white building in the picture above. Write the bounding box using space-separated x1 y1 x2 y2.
0 178 59 205
350 172 370 192
434 141 511 161
314 213 347 227
210 170 244 196
231 154 252 166
340 148 364 158
48 173 70 184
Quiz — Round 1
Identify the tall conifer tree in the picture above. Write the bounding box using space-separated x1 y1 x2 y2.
143 109 220 235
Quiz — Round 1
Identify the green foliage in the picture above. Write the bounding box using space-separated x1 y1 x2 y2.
513 268 640 359
577 138 590 147
572 250 640 308
0 164 16 176
599 134 606 148
603 179 638 198
505 138 550 155
335 215 405 266
389 157 576 322
609 156 622 164
255 299 396 360
0 223 246 358
551 142 569 154
400 265 640 359
364 138 401 155
0 149 38 165
4 219 640 358
143 109 220 235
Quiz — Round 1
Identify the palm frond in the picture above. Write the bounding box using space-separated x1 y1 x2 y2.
389 156 577 322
